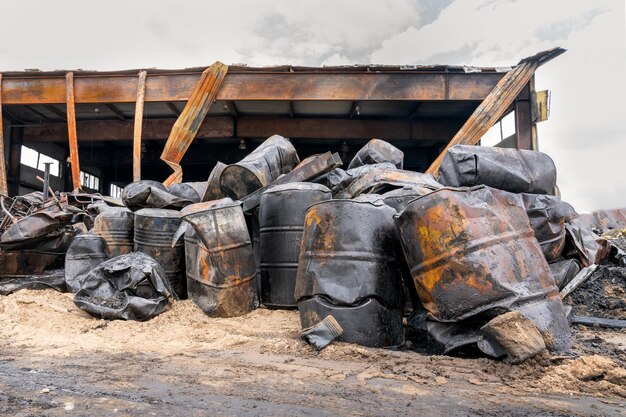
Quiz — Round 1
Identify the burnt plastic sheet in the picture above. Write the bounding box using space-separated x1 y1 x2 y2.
0 271 67 295
122 180 193 212
220 135 300 200
167 182 206 203
437 145 557 194
0 208 73 250
334 167 442 199
74 252 176 321
395 186 572 352
565 224 610 266
348 139 404 170
65 235 109 293
549 259 581 289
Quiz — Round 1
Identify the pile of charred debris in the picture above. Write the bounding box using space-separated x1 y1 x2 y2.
1 135 624 364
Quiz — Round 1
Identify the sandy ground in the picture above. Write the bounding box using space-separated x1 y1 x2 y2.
0 289 625 416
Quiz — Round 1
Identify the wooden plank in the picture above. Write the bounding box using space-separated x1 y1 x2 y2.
560 264 597 299
133 70 147 181
161 62 228 185
0 74 7 196
65 72 81 190
0 72 505 104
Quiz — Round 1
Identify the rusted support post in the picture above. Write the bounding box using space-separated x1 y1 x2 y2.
65 72 81 191
0 74 8 196
133 70 147 181
515 81 535 150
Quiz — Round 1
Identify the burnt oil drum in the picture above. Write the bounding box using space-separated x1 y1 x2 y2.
394 185 572 352
295 196 405 348
259 182 331 309
219 135 300 200
134 208 185 298
93 208 134 258
181 198 257 317
184 227 199 285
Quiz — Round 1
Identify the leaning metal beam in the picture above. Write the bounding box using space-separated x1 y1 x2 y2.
133 70 147 181
65 72 81 190
0 72 505 104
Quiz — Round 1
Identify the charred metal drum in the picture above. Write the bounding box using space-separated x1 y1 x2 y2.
180 198 257 317
295 196 405 348
220 135 300 200
168 182 206 203
134 208 186 298
259 183 332 308
395 186 572 351
93 208 134 258
348 138 404 169
65 234 109 293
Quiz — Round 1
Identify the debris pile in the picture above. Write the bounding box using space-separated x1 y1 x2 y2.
0 136 624 363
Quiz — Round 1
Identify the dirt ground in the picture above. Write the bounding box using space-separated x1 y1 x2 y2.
0 289 624 416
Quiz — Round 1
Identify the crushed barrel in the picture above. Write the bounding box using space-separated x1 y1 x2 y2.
295 195 405 348
395 185 572 351
180 198 257 317
134 208 186 298
220 135 300 199
259 182 331 308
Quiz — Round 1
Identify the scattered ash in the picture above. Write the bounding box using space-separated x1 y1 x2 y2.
565 265 626 320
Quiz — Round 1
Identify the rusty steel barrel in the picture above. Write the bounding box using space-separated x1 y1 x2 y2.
395 185 572 351
184 227 200 284
180 198 257 317
220 135 300 200
295 195 405 348
134 208 186 298
259 183 332 308
93 208 134 258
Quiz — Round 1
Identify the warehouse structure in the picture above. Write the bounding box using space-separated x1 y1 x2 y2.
0 48 560 197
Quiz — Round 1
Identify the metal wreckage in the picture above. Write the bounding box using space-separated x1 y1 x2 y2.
1 135 624 363
0 48 624 364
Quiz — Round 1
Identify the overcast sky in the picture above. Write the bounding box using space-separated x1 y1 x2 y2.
1 0 624 212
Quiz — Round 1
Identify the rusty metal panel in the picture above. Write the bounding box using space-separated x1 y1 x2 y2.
160 62 228 186
180 198 257 317
134 208 185 298
259 182 331 308
395 186 571 351
220 135 300 200
295 196 405 347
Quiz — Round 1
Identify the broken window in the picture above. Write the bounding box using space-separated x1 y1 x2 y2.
109 184 123 198
19 145 60 176
80 171 100 191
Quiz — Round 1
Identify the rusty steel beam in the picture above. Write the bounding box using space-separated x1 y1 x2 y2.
65 72 81 190
22 116 463 143
0 72 505 104
133 70 147 181
426 48 565 174
0 74 7 196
